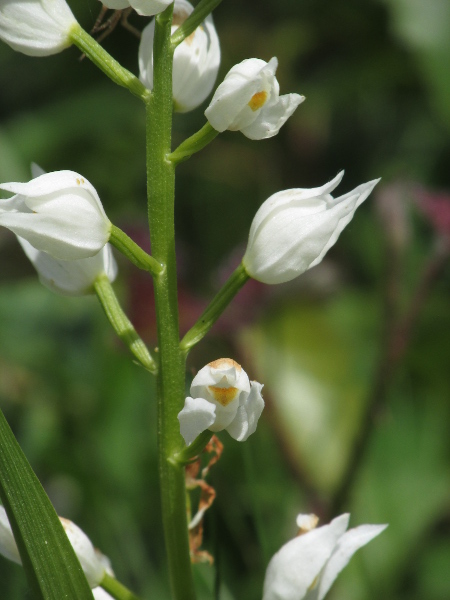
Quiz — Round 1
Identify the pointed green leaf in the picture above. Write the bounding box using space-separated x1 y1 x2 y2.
0 407 94 600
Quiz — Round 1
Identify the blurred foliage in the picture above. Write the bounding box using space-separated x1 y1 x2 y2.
0 0 449 599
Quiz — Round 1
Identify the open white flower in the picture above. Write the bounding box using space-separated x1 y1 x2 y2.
0 0 77 56
243 172 380 284
178 358 264 444
205 57 304 139
263 513 387 600
0 170 111 261
139 0 220 112
18 237 118 296
101 0 172 16
0 505 107 588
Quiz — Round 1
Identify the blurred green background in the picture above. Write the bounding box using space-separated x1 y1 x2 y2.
1 0 449 598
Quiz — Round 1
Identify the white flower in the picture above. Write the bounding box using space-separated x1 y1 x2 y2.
178 358 264 444
93 588 115 600
18 237 118 296
263 513 387 600
139 0 220 113
0 505 107 588
243 171 380 284
0 170 112 261
204 57 304 139
101 0 172 16
0 0 77 56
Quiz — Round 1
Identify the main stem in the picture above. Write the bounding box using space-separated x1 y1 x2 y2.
146 6 196 600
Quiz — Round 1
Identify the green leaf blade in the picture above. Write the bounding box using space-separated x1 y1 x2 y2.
0 407 94 600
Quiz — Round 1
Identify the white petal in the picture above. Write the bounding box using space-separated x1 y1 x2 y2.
138 20 155 89
246 171 345 249
313 523 388 600
0 506 107 588
241 93 304 140
0 0 77 56
93 588 115 600
205 58 275 132
131 0 172 16
0 506 21 564
263 514 350 600
308 179 380 269
226 381 264 441
18 238 117 296
60 518 106 587
0 171 111 260
178 397 216 445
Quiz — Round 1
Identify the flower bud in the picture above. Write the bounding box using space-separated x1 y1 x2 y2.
243 172 380 284
0 505 108 588
263 513 387 600
178 358 264 444
205 57 304 139
18 237 118 296
101 0 172 16
0 0 78 56
0 170 112 261
139 0 220 113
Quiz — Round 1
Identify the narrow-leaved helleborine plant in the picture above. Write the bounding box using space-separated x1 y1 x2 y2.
0 1 388 600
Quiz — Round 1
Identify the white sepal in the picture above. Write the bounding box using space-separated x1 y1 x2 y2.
205 57 304 139
0 506 108 588
139 0 220 112
0 0 77 56
262 513 387 600
0 170 112 261
243 173 380 284
178 396 216 445
18 238 118 296
178 359 264 444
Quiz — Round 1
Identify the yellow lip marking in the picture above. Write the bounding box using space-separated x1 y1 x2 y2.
248 91 268 112
208 385 239 406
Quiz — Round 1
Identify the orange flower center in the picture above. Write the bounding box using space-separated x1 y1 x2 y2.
208 386 239 406
248 91 268 111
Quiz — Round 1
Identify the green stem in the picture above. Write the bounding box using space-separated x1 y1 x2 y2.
171 430 213 466
69 24 150 102
101 573 142 600
168 123 219 165
171 0 225 48
180 263 250 352
110 225 163 276
94 274 158 374
146 5 196 600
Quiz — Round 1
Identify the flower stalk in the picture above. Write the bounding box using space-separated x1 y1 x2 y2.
69 25 150 102
171 430 213 466
168 122 219 165
109 224 163 276
94 274 158 374
101 573 143 600
180 263 250 352
146 4 196 600
170 0 224 48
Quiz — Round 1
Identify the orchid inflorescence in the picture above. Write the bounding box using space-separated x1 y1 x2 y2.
0 1 386 599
